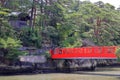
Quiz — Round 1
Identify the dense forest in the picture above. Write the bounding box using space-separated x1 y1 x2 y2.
0 0 120 63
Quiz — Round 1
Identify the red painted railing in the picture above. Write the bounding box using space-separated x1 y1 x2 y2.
50 46 117 59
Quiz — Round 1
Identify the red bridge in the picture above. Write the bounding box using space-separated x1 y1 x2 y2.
50 46 117 59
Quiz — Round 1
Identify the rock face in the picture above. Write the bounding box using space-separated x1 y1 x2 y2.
9 20 28 28
81 39 96 47
0 66 33 75
19 55 47 63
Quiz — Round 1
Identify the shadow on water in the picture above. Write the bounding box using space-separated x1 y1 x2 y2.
0 66 120 77
118 77 120 80
0 69 67 76
72 71 120 77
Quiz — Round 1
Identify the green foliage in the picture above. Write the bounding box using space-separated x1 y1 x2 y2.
20 27 42 48
44 51 51 58
6 48 26 60
40 0 120 47
0 7 10 17
57 23 82 47
77 1 120 46
60 37 82 48
0 7 16 39
0 20 16 38
42 26 59 45
0 37 21 48
0 11 8 17
116 47 120 57
1 0 120 52
8 15 18 20
0 37 23 60
116 47 120 62
0 7 23 61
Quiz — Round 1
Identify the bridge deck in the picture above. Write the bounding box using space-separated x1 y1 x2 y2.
50 46 117 59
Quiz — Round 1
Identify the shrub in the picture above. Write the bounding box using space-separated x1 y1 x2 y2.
116 47 120 57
